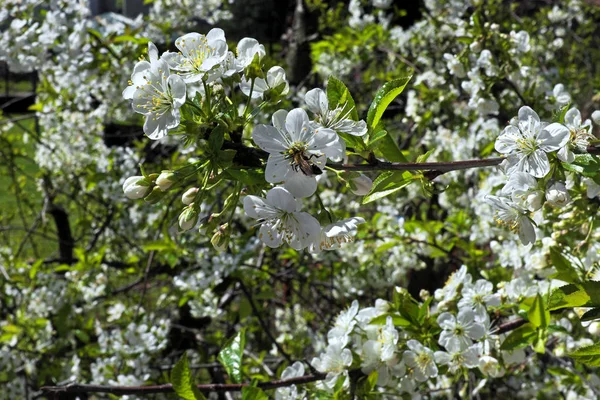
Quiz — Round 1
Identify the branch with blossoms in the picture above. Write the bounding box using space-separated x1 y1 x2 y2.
39 315 529 397
119 28 600 255
110 25 600 399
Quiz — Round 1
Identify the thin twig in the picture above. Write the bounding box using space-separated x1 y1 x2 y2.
237 279 293 363
40 372 328 395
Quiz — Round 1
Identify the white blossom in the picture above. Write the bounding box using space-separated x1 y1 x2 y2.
243 187 320 250
240 66 289 99
434 341 481 373
311 217 365 252
557 108 594 163
486 195 536 245
252 108 344 198
129 58 186 140
437 309 485 349
495 106 570 178
501 172 544 212
305 88 367 136
545 181 570 207
458 279 500 317
311 342 353 390
162 29 228 83
402 340 438 382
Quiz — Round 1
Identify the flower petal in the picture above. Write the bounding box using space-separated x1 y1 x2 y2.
252 124 288 153
266 186 298 213
538 123 570 151
284 173 318 198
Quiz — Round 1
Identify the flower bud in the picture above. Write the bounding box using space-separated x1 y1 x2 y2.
182 187 199 205
588 322 600 336
156 171 177 191
592 110 600 125
525 190 544 211
178 204 199 232
545 182 570 208
123 176 152 199
211 223 231 251
350 174 373 196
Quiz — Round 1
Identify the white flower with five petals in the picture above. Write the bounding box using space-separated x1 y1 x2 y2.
305 88 367 136
501 172 544 212
402 340 438 382
434 341 481 374
162 29 228 83
328 300 359 347
129 57 186 140
310 217 365 252
437 309 485 350
485 195 536 245
311 342 353 390
252 108 344 198
243 187 320 250
236 37 266 69
495 106 570 178
557 108 594 163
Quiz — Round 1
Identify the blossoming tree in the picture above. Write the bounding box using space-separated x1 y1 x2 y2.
2 0 600 399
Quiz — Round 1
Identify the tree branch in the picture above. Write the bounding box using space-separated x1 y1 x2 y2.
223 141 505 174
40 372 328 395
40 313 534 396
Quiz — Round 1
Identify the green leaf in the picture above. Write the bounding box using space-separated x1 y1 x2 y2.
369 313 411 327
366 128 387 149
171 352 206 400
218 329 246 383
241 387 268 400
548 248 580 283
569 342 600 367
500 323 537 351
209 125 225 153
548 282 600 310
362 171 415 204
581 308 600 322
374 129 408 162
366 76 412 131
326 76 359 121
533 328 547 354
528 294 550 329
393 288 420 326
547 284 590 311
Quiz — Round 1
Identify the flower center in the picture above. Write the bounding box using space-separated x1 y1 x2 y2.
515 136 539 155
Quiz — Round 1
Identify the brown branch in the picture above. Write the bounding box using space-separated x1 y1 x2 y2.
491 317 526 335
40 372 328 395
40 315 531 396
224 141 505 174
326 158 504 172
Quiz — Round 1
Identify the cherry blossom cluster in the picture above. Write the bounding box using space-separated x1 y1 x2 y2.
486 106 598 245
300 265 595 396
122 29 374 253
244 100 368 252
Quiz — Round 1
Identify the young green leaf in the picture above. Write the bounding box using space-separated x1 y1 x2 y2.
549 248 580 284
528 294 550 329
581 308 600 322
362 171 415 204
241 386 268 400
500 323 537 351
569 342 600 367
326 76 359 121
171 352 207 400
366 76 412 132
218 329 246 383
